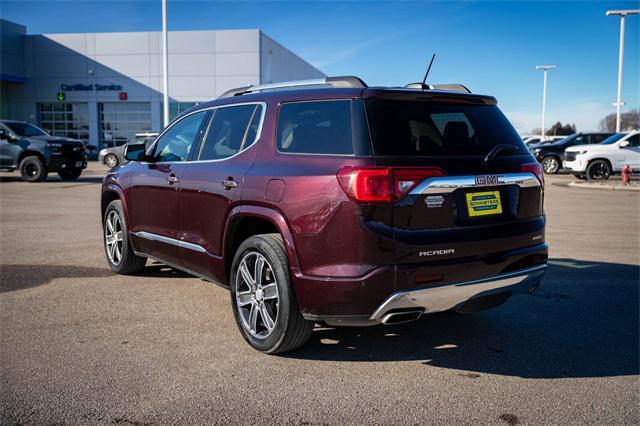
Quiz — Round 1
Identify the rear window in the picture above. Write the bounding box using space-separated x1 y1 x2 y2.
364 100 527 157
277 100 354 155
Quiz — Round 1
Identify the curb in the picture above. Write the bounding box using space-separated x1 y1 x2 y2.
562 182 640 192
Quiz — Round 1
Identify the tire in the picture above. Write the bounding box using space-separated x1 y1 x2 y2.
541 156 560 174
573 174 586 180
104 154 119 168
230 234 313 354
19 155 48 182
57 168 82 180
586 160 611 181
103 200 146 274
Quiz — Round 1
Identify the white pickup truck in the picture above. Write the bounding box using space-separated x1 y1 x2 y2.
564 131 640 180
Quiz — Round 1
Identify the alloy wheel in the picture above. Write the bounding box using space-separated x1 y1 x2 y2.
105 155 118 168
542 157 559 174
105 210 124 265
235 251 280 339
25 163 39 177
589 162 609 180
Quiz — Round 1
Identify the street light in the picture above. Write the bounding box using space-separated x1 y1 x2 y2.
606 9 639 132
536 65 557 138
162 0 170 128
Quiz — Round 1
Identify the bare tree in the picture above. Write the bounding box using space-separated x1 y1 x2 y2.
599 109 640 132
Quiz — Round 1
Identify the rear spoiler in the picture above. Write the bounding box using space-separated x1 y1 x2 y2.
362 87 497 105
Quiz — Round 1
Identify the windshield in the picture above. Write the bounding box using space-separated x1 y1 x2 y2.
364 100 527 156
4 122 49 137
600 133 626 145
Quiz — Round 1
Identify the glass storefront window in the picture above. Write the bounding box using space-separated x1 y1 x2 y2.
99 102 152 147
38 103 89 143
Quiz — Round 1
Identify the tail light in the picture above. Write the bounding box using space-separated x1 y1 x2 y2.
337 166 446 203
520 162 544 189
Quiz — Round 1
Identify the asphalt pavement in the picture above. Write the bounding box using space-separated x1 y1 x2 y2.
1 163 638 425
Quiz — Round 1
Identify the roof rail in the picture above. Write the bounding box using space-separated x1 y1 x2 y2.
404 82 471 94
217 76 367 99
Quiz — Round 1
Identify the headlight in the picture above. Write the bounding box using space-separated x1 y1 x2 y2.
532 149 541 155
47 142 63 149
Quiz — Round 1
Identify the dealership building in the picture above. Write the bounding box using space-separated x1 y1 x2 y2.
0 19 324 149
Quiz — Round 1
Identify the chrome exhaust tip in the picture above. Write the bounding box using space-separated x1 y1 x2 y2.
380 310 423 325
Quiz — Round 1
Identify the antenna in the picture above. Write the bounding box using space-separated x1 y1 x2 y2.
421 54 436 89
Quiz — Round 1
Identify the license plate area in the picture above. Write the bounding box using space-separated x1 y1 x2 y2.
466 190 503 217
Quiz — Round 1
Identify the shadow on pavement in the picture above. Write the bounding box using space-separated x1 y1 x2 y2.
0 264 114 292
286 258 639 379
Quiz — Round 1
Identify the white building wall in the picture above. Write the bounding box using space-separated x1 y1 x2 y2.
3 27 324 147
259 33 325 84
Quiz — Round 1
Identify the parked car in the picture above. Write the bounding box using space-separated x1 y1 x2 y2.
524 135 564 147
99 132 159 168
564 131 640 180
101 76 548 353
530 132 615 174
0 120 87 182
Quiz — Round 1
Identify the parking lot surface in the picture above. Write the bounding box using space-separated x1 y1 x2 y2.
1 163 639 425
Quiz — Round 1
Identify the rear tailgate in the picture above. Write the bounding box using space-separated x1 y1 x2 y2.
363 94 545 265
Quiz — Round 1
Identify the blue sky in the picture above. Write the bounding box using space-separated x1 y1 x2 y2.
2 0 639 132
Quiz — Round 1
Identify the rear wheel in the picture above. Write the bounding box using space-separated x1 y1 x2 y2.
19 156 48 182
573 174 586 180
57 168 82 180
103 200 146 274
586 160 611 181
541 156 560 174
230 234 313 354
104 154 119 168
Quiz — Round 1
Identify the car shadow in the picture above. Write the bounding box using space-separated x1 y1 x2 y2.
0 264 114 293
133 262 192 279
285 258 639 379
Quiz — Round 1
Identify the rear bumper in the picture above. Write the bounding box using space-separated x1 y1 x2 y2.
370 264 546 323
297 242 548 324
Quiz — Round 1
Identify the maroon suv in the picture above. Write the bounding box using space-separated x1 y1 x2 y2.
101 77 548 353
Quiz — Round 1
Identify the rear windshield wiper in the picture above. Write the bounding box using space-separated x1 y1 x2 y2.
483 144 519 165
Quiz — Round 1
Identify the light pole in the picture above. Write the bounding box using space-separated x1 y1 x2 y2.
162 0 169 128
536 65 557 138
606 9 639 132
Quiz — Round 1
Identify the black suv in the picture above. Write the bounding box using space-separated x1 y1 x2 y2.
0 120 87 182
530 132 614 174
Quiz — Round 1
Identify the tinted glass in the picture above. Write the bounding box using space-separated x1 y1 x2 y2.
198 104 260 161
627 134 639 147
153 111 207 162
600 134 626 145
364 100 526 156
4 122 48 137
277 100 354 155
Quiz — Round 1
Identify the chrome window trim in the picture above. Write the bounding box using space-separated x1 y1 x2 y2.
144 101 267 165
133 231 207 253
409 172 540 195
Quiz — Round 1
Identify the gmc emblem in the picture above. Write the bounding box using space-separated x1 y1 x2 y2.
476 175 502 185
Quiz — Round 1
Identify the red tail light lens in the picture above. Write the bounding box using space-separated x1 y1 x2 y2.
337 166 446 203
520 162 544 189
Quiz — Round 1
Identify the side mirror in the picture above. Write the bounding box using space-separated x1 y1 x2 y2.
0 128 12 141
124 143 149 161
619 140 630 148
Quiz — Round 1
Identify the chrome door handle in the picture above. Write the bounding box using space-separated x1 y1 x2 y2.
221 179 238 189
167 175 179 184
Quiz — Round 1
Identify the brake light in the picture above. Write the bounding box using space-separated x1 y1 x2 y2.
337 166 446 203
520 162 544 189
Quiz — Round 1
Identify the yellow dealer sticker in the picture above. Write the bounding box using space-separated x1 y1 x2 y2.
466 191 503 217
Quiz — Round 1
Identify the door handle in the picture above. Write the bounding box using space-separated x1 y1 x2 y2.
167 174 179 185
221 179 238 189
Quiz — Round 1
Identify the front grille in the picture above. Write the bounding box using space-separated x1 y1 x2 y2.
565 152 577 162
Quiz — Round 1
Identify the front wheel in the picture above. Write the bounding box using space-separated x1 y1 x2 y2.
586 160 611 181
541 156 560 174
19 156 48 182
104 154 119 168
57 168 82 180
230 234 313 354
103 200 146 274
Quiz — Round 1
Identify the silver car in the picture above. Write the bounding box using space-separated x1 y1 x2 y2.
98 132 158 168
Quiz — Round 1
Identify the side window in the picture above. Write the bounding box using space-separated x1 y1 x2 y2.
152 111 207 162
277 100 354 155
626 134 639 147
198 104 261 161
